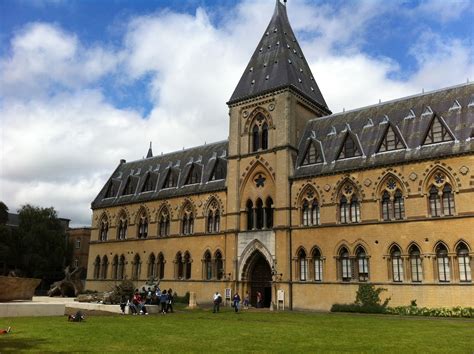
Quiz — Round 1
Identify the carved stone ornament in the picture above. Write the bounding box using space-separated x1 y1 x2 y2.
324 184 331 192
268 103 275 111
255 174 266 188
198 201 203 207
409 172 417 181
243 110 249 118
459 166 469 175
364 178 372 187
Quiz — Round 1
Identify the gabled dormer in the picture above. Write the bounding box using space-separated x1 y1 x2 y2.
337 131 362 159
377 123 406 153
422 115 455 145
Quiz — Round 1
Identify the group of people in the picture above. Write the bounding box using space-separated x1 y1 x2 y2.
120 286 174 315
213 291 252 313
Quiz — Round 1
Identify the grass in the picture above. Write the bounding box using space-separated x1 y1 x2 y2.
1 306 473 352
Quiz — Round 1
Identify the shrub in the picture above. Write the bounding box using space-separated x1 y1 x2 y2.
173 291 190 304
386 305 474 318
331 303 386 314
355 284 390 307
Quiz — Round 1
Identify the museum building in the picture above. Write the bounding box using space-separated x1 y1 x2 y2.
86 0 473 310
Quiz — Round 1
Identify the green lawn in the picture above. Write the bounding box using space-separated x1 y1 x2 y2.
1 307 473 352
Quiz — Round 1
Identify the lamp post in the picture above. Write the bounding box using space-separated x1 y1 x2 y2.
270 266 282 311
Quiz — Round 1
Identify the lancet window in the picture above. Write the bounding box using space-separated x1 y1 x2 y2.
246 197 274 230
182 203 194 235
159 207 170 237
207 199 220 233
456 242 472 282
338 182 360 224
250 113 270 152
301 187 320 226
380 177 405 221
427 171 455 217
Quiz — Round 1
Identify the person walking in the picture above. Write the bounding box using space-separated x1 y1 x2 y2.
232 293 241 313
213 291 222 313
256 291 262 308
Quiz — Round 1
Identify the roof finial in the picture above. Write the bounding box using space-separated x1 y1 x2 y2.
146 141 153 158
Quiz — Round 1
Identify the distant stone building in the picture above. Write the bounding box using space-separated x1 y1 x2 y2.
68 227 91 279
86 1 473 310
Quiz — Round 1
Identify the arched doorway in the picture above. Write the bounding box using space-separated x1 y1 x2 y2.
243 251 272 308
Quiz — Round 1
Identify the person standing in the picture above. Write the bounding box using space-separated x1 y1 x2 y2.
167 288 174 313
232 293 241 313
243 291 250 309
213 292 222 313
256 291 262 308
160 290 168 314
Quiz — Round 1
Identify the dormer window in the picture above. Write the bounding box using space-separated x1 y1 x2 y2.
302 142 322 165
122 177 137 196
163 170 178 188
142 173 157 192
338 133 361 159
378 125 405 152
423 115 454 145
185 164 201 185
210 159 226 181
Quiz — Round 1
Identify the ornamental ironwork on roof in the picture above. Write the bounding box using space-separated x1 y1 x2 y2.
91 141 228 209
294 82 474 178
228 0 329 112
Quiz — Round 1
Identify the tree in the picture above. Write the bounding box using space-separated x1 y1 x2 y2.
16 205 71 278
0 201 8 225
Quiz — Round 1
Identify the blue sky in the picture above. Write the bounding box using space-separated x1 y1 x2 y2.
0 0 473 225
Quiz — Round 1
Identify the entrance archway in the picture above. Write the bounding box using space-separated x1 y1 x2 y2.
242 251 272 308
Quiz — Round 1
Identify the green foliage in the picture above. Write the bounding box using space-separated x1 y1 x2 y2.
0 204 70 277
173 291 190 303
330 303 387 314
0 201 8 225
1 311 473 352
386 305 474 318
355 283 390 307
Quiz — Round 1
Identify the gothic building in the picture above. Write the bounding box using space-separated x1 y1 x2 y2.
87 1 473 310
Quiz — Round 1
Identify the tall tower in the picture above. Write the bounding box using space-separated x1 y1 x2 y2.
226 0 330 301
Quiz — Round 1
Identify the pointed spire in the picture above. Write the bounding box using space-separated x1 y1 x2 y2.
228 1 330 113
146 142 153 158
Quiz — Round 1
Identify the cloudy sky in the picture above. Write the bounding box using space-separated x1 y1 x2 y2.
0 0 473 226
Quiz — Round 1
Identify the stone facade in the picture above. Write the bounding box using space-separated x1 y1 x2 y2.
86 1 473 310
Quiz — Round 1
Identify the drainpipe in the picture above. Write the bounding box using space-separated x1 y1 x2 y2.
289 179 293 310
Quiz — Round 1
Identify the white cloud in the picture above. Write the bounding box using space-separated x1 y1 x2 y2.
0 0 472 226
414 0 471 23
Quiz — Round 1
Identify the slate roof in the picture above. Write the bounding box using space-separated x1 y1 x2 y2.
91 141 228 209
228 0 329 113
294 82 474 179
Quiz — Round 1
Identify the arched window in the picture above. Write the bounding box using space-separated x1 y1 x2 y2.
427 172 455 217
350 196 360 223
157 253 165 280
132 254 141 280
429 185 441 217
176 252 183 279
381 191 391 221
117 215 127 240
340 196 349 224
246 199 254 230
298 249 308 281
184 252 192 280
101 255 108 279
393 190 405 220
204 251 212 280
356 247 369 282
118 255 126 280
436 244 450 282
261 123 268 150
256 198 264 230
148 253 156 278
181 203 194 235
137 213 148 239
93 256 100 279
390 246 403 282
442 184 455 216
409 245 422 282
207 200 220 233
215 251 223 280
339 248 351 281
456 243 472 282
252 125 260 152
265 197 274 229
301 189 320 226
100 217 108 241
313 248 323 282
112 255 119 280
159 208 170 237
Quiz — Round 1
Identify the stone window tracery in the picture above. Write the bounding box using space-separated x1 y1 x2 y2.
356 246 369 282
181 203 194 235
207 200 220 233
338 182 360 224
339 247 351 281
298 249 308 281
456 242 471 282
100 217 108 241
117 214 128 240
159 207 170 237
313 248 323 282
301 188 320 226
250 113 270 152
427 171 455 217
137 212 148 239
409 245 423 282
390 245 403 282
436 244 450 282
380 177 405 221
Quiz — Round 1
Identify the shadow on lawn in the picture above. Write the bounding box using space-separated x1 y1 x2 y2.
0 337 50 351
